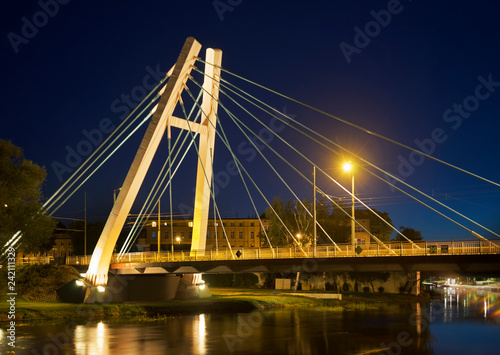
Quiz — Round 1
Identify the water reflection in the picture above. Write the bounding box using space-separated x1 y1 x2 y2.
435 286 500 323
11 289 500 354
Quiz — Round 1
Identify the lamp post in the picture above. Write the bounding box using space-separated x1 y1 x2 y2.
313 166 317 258
343 162 355 246
158 199 161 259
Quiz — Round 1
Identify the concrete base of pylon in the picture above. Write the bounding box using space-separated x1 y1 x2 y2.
175 275 211 300
58 273 211 303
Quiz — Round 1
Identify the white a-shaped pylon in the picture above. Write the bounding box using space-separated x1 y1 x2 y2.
86 37 222 286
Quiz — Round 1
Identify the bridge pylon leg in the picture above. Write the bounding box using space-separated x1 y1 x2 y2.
190 48 223 257
84 37 202 288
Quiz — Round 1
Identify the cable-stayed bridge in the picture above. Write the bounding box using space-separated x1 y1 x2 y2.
3 37 500 296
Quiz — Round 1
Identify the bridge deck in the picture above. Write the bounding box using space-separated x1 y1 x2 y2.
63 239 500 268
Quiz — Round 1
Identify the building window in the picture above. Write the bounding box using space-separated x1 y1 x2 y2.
230 223 235 227
181 232 185 239
231 232 235 239
239 223 243 227
207 231 210 239
152 232 156 239
251 232 254 239
239 231 243 239
189 232 192 239
250 222 255 226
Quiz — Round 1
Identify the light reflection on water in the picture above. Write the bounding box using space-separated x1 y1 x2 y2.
3 289 500 354
435 286 500 323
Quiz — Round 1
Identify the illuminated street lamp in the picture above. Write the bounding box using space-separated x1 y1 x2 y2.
343 162 355 246
176 236 181 244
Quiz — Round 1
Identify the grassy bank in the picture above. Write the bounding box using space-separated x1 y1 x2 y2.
0 287 428 324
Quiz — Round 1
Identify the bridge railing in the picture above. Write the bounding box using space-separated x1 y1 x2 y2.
65 239 500 266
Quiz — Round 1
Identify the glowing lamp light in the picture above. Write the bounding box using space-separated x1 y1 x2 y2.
199 284 206 290
75 280 84 286
97 286 106 293
343 162 352 172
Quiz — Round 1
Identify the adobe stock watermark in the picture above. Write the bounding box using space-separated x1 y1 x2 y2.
339 0 411 64
7 0 72 54
384 73 499 192
178 106 297 215
380 302 444 354
213 0 243 22
223 258 320 353
51 64 166 182
30 274 136 355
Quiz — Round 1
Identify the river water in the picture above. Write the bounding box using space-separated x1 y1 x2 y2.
3 287 499 354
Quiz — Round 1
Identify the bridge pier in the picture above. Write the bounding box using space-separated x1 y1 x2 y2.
58 274 211 303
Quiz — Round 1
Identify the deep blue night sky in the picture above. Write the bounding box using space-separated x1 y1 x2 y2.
1 0 499 241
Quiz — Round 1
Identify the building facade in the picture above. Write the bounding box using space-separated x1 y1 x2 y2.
141 218 270 251
354 218 371 244
139 216 371 251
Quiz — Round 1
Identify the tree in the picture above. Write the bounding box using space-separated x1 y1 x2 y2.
68 221 105 255
349 271 391 293
393 226 422 241
264 196 306 247
0 140 56 254
263 196 352 247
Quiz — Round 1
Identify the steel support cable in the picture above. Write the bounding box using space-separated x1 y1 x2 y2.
49 112 153 217
196 61 500 189
182 83 276 253
210 86 341 251
195 73 413 245
119 126 196 256
190 77 392 253
184 82 303 255
3 78 167 253
178 96 236 259
119 89 203 255
212 75 498 241
47 96 161 215
207 105 277 254
183 79 282 252
168 135 174 254
179 98 234 258
193 77 403 249
221 103 340 251
362 168 496 244
45 76 169 214
118 123 194 256
219 92 392 252
119 91 203 256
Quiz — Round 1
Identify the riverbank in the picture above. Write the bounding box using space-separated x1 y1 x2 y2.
0 287 429 324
